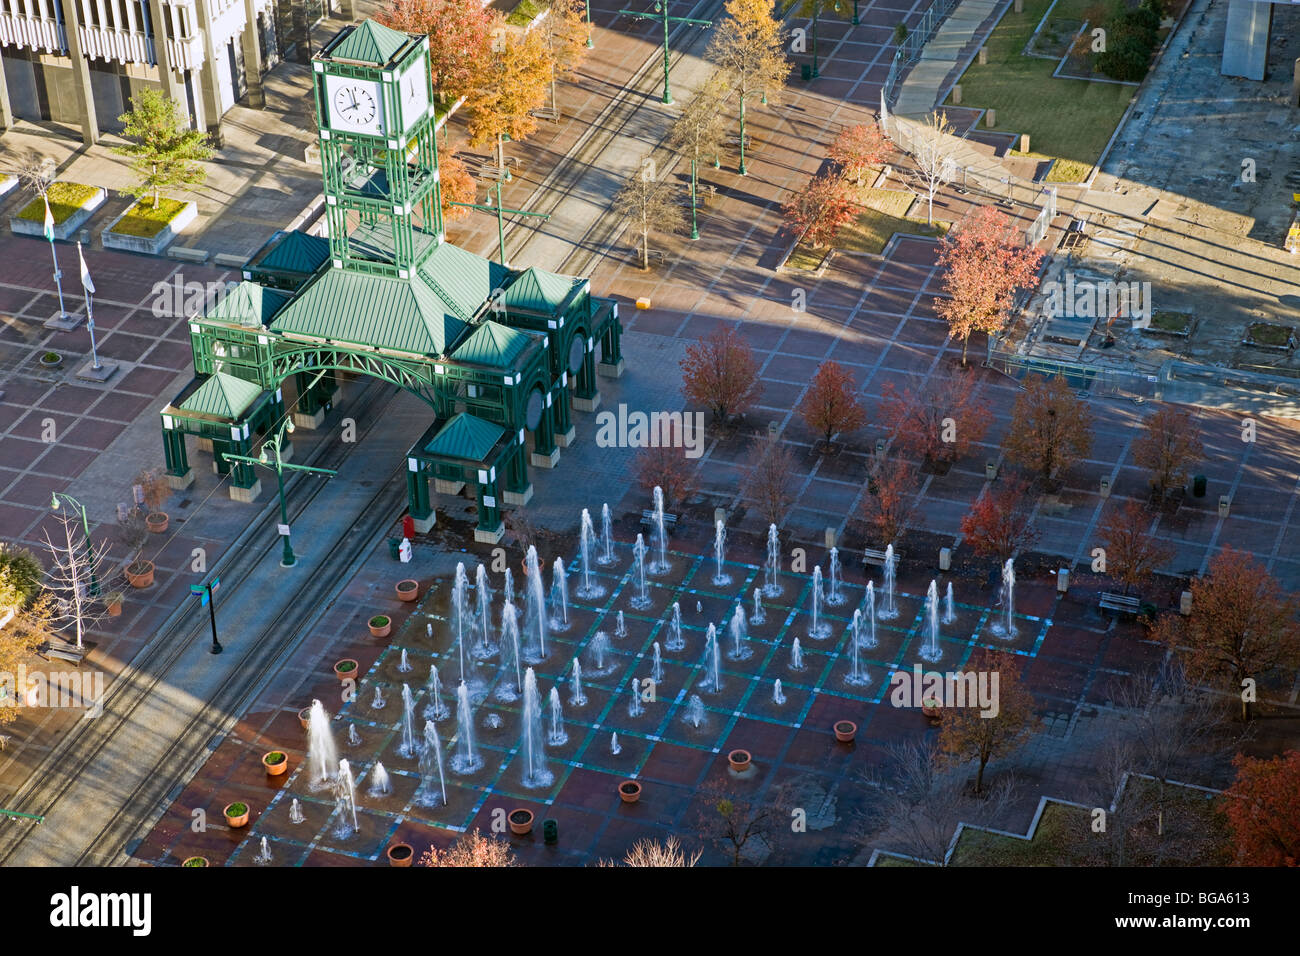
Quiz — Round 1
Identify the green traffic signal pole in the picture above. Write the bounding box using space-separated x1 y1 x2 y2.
221 418 337 568
618 2 712 104
50 492 99 597
448 179 551 267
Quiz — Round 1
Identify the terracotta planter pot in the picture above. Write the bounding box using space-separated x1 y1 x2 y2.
181 856 209 867
387 843 414 867
262 751 289 776
618 780 641 804
223 803 250 828
146 512 169 534
508 808 534 835
728 749 752 773
333 659 359 681
396 579 419 602
922 700 942 722
125 560 154 589
298 707 312 730
106 600 122 617
834 720 857 743
368 615 392 638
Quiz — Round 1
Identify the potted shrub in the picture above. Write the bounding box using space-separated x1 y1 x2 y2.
181 856 209 867
396 579 419 601
368 615 392 638
834 720 857 743
386 842 414 867
262 751 289 776
105 590 125 617
508 808 534 835
117 504 154 589
333 658 359 681
921 698 942 722
727 749 752 773
618 780 642 804
223 802 250 828
298 706 312 730
135 468 171 534
39 351 62 370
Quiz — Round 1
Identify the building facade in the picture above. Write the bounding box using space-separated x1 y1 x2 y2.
0 0 340 143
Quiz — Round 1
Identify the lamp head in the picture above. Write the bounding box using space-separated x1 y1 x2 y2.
259 449 269 465
51 493 60 510
286 419 295 435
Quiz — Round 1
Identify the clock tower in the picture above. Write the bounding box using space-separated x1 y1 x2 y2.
312 20 443 278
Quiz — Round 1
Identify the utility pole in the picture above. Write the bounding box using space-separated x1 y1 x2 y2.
617 1 712 104
448 179 551 267
189 577 223 654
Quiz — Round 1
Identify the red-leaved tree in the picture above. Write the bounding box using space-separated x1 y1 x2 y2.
1001 373 1093 488
1156 546 1300 721
1097 499 1174 595
935 205 1044 364
681 326 763 424
1133 405 1204 502
862 456 918 548
828 121 891 186
741 433 797 527
960 477 1040 562
877 367 991 469
375 0 498 104
1222 750 1300 867
783 172 856 249
799 360 866 447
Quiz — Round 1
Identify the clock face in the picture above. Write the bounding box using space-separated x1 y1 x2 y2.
324 74 386 135
399 58 430 134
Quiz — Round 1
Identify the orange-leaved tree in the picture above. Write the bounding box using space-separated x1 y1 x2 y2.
937 647 1038 794
1001 373 1093 488
1097 498 1173 595
375 0 498 104
467 27 552 171
1133 405 1203 502
1222 750 1300 867
862 456 918 548
828 121 890 186
799 360 866 447
681 326 762 424
877 367 990 469
960 477 1040 563
782 172 855 249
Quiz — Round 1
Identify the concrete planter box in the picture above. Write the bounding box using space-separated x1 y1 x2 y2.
0 175 16 199
10 186 106 240
101 200 197 256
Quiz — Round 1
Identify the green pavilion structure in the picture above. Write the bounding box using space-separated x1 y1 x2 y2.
160 19 623 543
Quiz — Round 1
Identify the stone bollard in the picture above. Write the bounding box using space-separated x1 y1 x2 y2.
1218 495 1231 517
1099 477 1111 497
1014 0 1023 12
1180 591 1193 615
1020 133 1030 154
825 527 837 549
985 460 998 480
875 438 887 457
978 47 988 65
985 108 997 128
952 84 962 105
1293 57 1300 108
1057 568 1069 593
939 547 951 571
714 507 726 525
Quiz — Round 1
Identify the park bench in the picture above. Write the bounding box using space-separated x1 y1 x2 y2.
39 638 86 664
530 107 559 122
640 510 678 534
863 547 901 567
1099 592 1141 616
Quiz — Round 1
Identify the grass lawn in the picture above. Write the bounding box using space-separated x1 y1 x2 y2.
1247 322 1294 347
16 182 100 223
109 197 189 238
944 0 1134 168
1150 310 1190 333
787 188 946 266
506 0 544 26
786 242 831 272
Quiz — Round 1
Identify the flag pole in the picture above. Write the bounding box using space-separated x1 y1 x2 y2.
45 196 68 321
77 242 101 371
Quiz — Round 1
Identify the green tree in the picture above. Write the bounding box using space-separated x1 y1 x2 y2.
669 76 728 240
707 0 789 175
115 89 213 208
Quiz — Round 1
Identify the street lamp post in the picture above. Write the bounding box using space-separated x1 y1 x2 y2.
448 180 551 267
221 418 337 568
50 492 99 597
585 0 594 46
190 578 223 654
618 2 712 105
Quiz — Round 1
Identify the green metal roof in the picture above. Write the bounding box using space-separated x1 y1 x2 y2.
423 412 505 462
271 268 468 356
255 231 330 276
203 282 291 327
328 19 411 66
417 242 511 322
347 220 440 269
450 321 533 369
178 373 264 420
501 266 582 314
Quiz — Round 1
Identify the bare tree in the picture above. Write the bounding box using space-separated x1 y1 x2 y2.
669 76 729 239
901 111 958 225
613 156 684 269
8 149 57 200
862 739 1017 865
42 512 111 651
696 777 788 865
741 433 797 526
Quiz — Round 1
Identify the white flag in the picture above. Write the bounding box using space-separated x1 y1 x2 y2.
77 241 95 295
42 195 55 242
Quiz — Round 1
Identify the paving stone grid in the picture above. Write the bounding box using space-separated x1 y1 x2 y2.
137 535 1126 868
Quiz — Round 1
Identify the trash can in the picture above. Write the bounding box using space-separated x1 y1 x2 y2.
388 538 401 561
801 63 812 81
543 819 558 845
1192 475 1206 498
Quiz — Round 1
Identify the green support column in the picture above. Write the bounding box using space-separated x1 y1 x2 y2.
294 371 335 427
574 337 600 411
474 476 504 544
162 424 193 490
531 393 559 469
503 441 533 506
554 379 575 447
597 315 625 377
407 458 434 533
212 437 233 476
